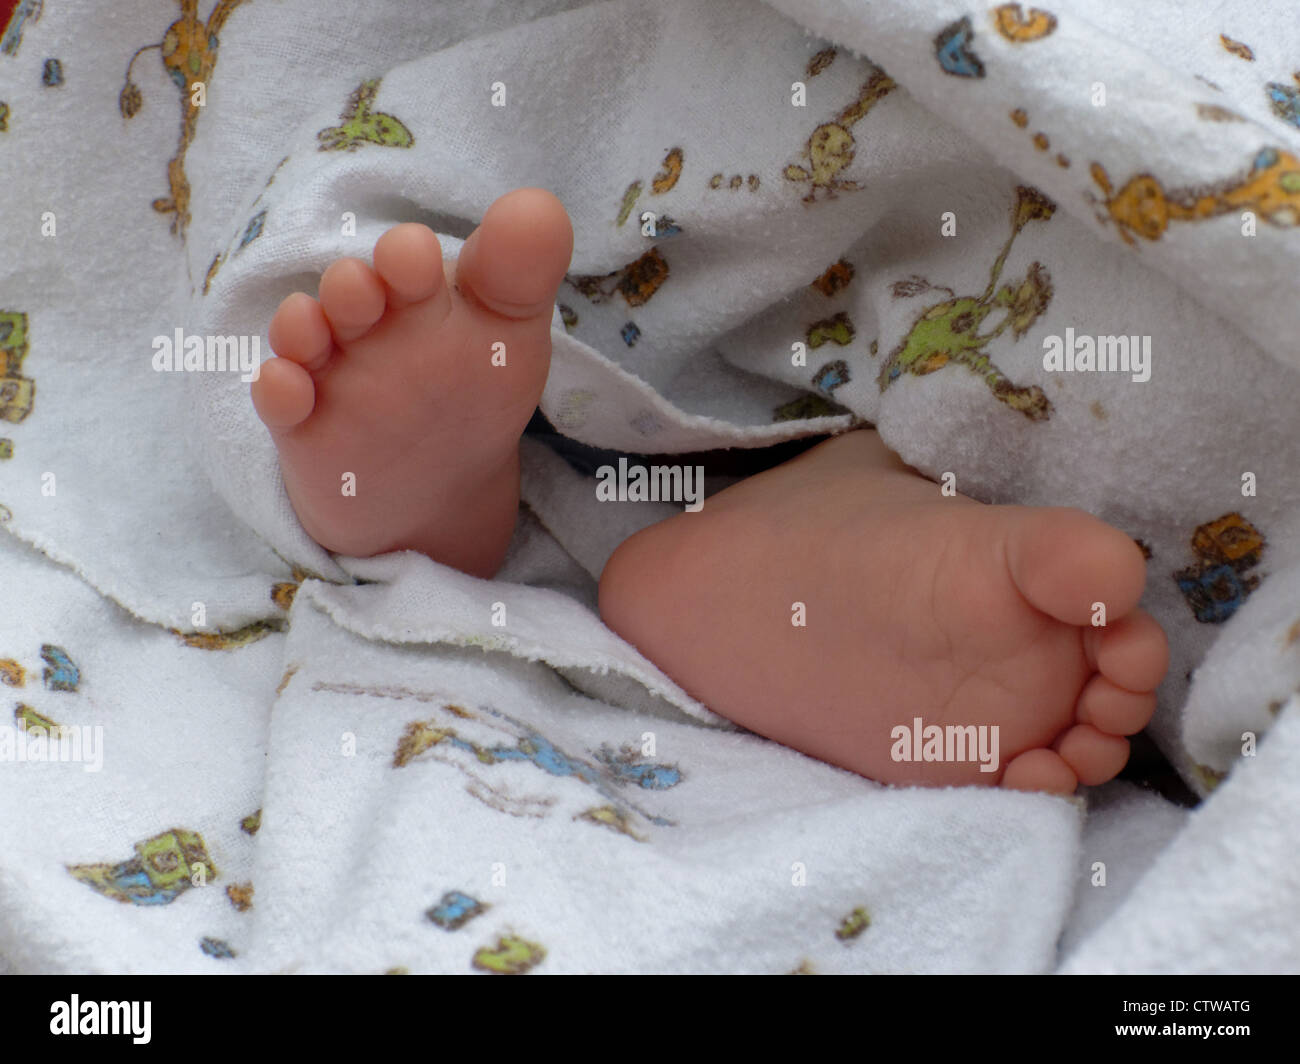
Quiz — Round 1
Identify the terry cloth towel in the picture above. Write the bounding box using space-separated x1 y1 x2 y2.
1 0 1298 973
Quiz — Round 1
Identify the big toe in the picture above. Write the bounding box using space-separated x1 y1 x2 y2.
1006 507 1148 627
455 187 574 320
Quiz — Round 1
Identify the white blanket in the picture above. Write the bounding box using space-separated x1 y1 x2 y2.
2 0 1298 973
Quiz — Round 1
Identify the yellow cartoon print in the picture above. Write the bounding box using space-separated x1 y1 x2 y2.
616 147 685 233
565 247 670 306
784 68 896 203
120 0 251 237
1219 34 1254 61
172 619 281 650
1173 512 1266 624
1090 148 1300 245
226 882 253 912
0 658 25 686
708 172 759 193
991 4 1057 42
1 645 77 692
810 258 854 297
269 562 325 611
652 146 684 193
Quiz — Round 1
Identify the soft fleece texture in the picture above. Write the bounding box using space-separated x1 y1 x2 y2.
1 0 1297 973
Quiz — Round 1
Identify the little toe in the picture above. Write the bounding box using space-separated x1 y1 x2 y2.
268 292 333 372
1006 507 1147 627
1000 748 1078 794
1076 673 1158 736
318 256 388 342
251 356 315 430
1084 608 1169 693
1054 723 1130 786
373 223 448 310
455 187 574 320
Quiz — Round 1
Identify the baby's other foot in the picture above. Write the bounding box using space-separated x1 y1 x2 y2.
599 430 1169 793
251 189 573 576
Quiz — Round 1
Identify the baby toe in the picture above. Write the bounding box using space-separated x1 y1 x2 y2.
1076 673 1157 736
1085 608 1169 693
1054 723 1130 786
373 223 447 309
318 256 388 342
1000 748 1078 794
268 292 333 372
250 356 315 430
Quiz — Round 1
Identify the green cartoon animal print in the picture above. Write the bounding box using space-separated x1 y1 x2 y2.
0 310 34 457
784 67 896 203
4 644 78 752
473 934 546 974
14 703 56 732
836 905 871 942
772 355 854 423
318 78 414 152
68 828 216 905
877 185 1055 420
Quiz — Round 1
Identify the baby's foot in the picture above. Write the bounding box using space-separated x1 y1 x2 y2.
251 189 573 577
598 430 1168 793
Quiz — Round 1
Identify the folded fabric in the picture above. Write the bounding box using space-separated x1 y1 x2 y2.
3 0 1299 974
